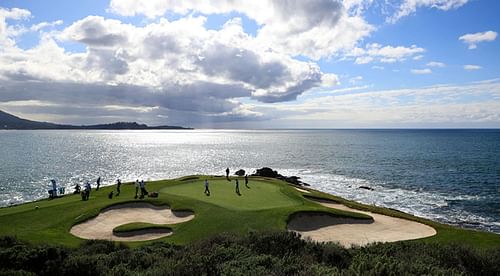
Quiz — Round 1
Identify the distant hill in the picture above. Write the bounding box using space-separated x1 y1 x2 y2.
0 110 192 130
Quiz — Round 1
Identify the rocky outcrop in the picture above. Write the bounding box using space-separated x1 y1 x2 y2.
234 169 246 176
251 167 310 186
252 167 278 178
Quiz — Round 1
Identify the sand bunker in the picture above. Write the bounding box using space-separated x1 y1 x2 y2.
294 187 310 193
288 199 436 247
70 203 194 241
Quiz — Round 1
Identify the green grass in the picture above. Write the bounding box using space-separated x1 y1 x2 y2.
0 175 498 249
162 177 299 210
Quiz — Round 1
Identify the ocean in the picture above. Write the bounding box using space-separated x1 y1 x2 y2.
0 129 498 233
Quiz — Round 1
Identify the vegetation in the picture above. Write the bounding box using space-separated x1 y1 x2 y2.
0 232 499 275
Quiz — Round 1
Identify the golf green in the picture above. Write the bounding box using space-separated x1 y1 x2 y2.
162 177 300 210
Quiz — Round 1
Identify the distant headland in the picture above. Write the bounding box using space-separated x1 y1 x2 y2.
0 110 192 130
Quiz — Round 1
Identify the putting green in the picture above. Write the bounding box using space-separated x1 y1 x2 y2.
161 178 300 210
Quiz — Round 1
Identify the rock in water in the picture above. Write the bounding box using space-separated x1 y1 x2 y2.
253 167 279 178
251 167 310 186
234 169 246 176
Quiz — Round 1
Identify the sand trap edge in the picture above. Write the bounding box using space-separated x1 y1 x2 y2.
288 197 437 247
70 202 194 242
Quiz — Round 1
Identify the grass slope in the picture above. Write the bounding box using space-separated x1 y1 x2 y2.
0 175 498 249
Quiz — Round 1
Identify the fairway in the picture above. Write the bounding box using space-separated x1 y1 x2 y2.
161 177 301 210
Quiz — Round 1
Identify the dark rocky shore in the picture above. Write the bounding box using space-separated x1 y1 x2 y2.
251 167 310 186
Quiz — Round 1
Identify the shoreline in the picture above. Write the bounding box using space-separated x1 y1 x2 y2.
1 174 499 236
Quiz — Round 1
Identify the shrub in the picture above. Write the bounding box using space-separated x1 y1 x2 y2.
0 233 498 275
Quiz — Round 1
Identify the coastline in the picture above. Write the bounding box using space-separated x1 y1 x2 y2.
1 172 499 236
0 175 498 250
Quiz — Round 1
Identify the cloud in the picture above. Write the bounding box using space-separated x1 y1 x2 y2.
260 79 500 127
320 73 340 87
60 16 132 48
463 64 481 70
108 0 374 60
0 80 254 120
388 0 469 23
0 7 31 46
350 43 425 64
355 56 373 64
426 61 446 67
1 11 339 125
30 20 63 32
349 76 363 84
0 8 63 47
411 68 432 74
459 30 497 49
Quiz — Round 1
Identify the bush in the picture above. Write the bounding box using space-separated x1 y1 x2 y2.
0 234 498 275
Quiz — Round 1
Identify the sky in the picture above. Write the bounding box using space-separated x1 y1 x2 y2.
0 0 499 128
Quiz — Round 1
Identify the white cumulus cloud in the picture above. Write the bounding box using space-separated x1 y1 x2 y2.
108 0 374 60
0 11 341 126
459 31 497 49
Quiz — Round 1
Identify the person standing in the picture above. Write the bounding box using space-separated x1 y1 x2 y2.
226 168 230 180
245 175 249 188
74 183 81 194
116 179 121 196
204 179 210 196
235 179 240 195
96 177 101 191
84 181 91 200
134 179 139 199
50 179 57 198
140 180 147 199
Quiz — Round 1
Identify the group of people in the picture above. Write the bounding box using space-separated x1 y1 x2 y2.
51 168 252 201
205 168 249 196
48 179 66 199
72 180 93 201
134 179 148 199
51 177 149 201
